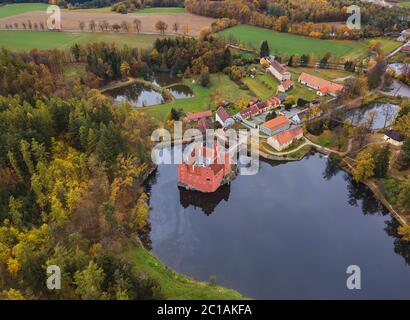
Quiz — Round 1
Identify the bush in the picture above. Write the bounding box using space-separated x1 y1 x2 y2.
199 71 210 87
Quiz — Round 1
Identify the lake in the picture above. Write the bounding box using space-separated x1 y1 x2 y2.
146 149 410 299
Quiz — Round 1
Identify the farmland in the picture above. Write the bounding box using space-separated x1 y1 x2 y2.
0 30 165 51
133 7 185 14
0 3 48 19
218 25 400 60
0 10 215 36
399 1 410 8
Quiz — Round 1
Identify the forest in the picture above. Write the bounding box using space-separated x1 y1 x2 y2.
0 47 163 299
185 0 410 39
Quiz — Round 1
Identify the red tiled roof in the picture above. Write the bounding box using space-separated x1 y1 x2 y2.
274 127 303 145
271 60 289 75
240 105 259 118
216 106 232 123
401 46 410 52
298 72 344 95
185 110 212 121
281 79 293 90
267 96 281 106
263 115 290 132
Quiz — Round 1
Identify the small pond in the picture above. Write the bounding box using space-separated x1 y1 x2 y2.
149 73 183 87
168 84 194 99
107 82 164 107
346 103 399 129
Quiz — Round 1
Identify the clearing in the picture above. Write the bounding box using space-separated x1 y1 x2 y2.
0 3 48 19
0 30 168 51
141 74 252 121
133 7 185 14
218 25 401 60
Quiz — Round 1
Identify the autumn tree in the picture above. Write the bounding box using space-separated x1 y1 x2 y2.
155 20 168 35
352 150 375 182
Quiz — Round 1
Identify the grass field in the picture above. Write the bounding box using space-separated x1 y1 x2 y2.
218 25 401 60
127 247 245 299
0 30 165 51
141 74 252 121
0 3 48 19
63 7 113 14
399 1 410 8
133 7 185 14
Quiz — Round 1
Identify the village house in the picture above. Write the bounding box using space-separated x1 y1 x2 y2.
267 127 304 151
216 106 235 128
238 104 260 120
298 72 344 97
278 79 294 92
184 110 212 122
267 60 291 82
260 115 291 136
384 130 404 146
401 45 410 55
400 29 410 40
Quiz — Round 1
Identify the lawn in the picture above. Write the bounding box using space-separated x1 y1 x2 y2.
141 74 252 121
242 76 275 99
218 25 401 60
0 3 48 19
127 246 245 300
400 1 410 8
0 30 165 51
62 7 113 13
133 7 185 14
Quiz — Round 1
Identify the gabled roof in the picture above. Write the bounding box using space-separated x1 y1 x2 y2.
185 110 212 121
263 115 290 132
280 79 293 90
271 59 289 75
240 105 259 118
401 45 410 52
216 106 232 123
298 72 344 95
267 96 281 106
274 127 303 145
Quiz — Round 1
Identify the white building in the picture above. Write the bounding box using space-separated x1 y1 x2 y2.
267 60 291 82
216 106 235 128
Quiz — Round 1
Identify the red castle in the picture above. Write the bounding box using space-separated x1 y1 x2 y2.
178 140 232 193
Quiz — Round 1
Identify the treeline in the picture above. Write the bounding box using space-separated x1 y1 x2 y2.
70 35 232 85
185 0 410 39
0 48 162 299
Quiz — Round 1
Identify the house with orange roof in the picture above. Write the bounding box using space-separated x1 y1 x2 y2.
278 79 294 92
260 115 291 136
298 72 344 97
267 127 304 151
184 110 212 122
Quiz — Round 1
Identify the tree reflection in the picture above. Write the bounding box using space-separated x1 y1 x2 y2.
322 155 341 180
344 174 388 215
385 218 410 266
179 184 231 216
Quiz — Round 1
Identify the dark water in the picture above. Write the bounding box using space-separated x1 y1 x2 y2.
107 83 164 107
346 103 399 129
149 73 182 87
147 151 410 299
168 84 194 99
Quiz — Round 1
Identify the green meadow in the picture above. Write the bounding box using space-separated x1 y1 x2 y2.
133 7 185 14
218 25 400 60
0 3 49 19
399 1 410 8
0 30 165 51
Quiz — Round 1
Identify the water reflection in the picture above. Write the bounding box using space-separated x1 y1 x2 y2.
179 185 231 216
346 103 399 129
107 82 164 107
169 85 194 99
147 152 410 299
